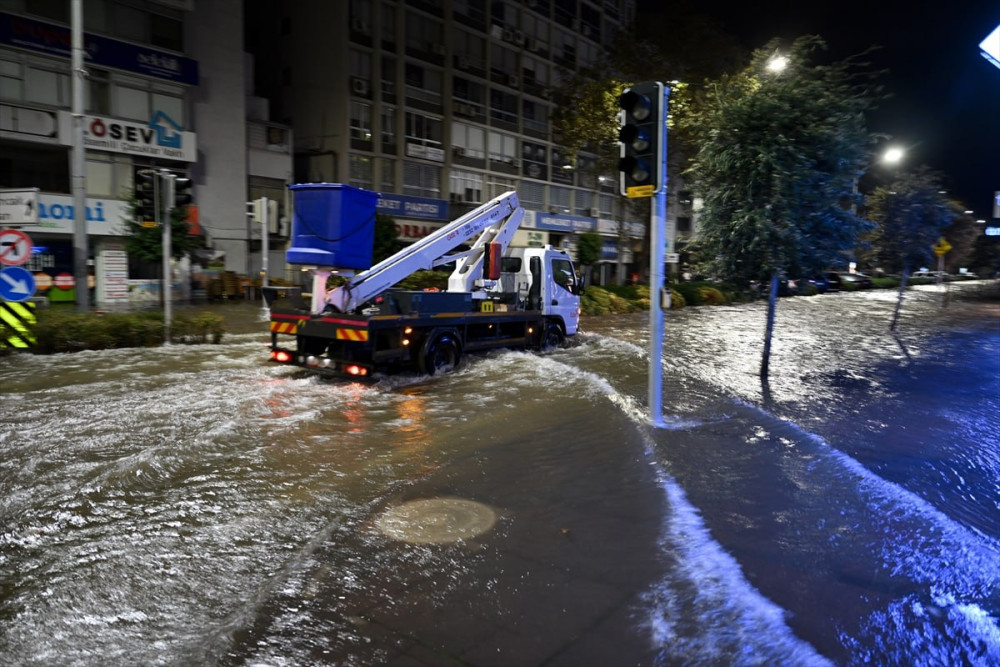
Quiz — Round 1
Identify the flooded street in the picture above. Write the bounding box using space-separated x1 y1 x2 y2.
1 283 998 665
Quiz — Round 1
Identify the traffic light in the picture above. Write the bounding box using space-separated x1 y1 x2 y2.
173 176 193 209
617 81 666 198
135 169 159 221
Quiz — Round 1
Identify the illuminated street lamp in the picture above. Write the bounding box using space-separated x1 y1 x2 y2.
882 146 905 165
767 54 788 73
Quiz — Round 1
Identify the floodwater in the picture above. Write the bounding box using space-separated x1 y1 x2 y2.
1 283 998 665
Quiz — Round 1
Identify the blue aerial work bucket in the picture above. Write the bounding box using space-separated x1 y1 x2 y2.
286 183 380 269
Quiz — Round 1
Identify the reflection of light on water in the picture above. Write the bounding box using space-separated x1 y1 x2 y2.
375 497 497 544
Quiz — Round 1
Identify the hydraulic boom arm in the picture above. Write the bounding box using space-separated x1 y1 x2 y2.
325 191 523 313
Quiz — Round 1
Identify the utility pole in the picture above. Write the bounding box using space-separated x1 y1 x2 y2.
71 0 88 312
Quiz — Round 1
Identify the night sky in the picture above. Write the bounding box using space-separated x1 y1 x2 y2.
639 1 1000 218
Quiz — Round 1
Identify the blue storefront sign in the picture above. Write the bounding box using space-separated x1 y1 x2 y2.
534 212 597 234
376 193 448 221
1 12 199 85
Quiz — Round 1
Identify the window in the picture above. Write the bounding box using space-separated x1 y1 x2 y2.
574 189 593 214
404 11 443 54
451 122 485 159
150 12 182 51
381 105 396 150
519 181 544 209
488 130 516 164
116 76 186 126
489 89 517 126
350 100 373 144
379 157 396 192
489 43 518 79
405 63 442 105
486 175 517 200
522 99 547 134
550 186 571 213
349 154 373 190
521 141 547 180
452 29 486 70
381 56 396 100
551 258 576 291
453 76 485 106
85 154 131 198
450 169 483 203
87 68 111 114
403 160 441 198
25 66 68 107
404 112 442 148
350 49 372 80
0 57 23 101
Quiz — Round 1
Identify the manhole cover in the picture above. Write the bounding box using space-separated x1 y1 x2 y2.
375 497 497 544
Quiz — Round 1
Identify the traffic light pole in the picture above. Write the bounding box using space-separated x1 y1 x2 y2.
616 81 669 425
649 185 667 427
161 171 175 344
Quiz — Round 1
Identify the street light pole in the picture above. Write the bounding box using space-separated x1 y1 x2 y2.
70 0 88 312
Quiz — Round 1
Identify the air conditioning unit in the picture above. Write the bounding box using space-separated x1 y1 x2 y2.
351 77 369 95
589 207 600 217
527 38 539 52
453 146 466 157
351 19 370 35
514 31 525 46
457 55 471 70
502 29 514 42
508 75 519 87
432 43 446 55
540 89 551 99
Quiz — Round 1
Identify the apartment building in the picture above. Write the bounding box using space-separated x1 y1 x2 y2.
246 0 646 285
0 0 291 306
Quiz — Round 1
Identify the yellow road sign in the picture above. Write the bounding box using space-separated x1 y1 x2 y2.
933 238 952 257
626 184 655 199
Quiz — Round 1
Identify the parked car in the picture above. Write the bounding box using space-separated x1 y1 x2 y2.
824 272 843 291
836 271 874 289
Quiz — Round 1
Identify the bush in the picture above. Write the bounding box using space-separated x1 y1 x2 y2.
30 308 225 353
872 277 899 289
395 270 450 291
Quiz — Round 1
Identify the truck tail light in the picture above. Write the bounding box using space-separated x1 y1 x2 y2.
345 364 368 376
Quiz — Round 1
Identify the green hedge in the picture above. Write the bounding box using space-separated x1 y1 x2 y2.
30 309 225 354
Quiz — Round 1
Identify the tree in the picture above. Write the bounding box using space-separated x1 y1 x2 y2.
684 36 880 379
121 196 202 264
865 168 955 331
575 231 603 284
372 213 401 265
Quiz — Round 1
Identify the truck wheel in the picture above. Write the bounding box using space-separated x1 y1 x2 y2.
422 335 461 375
542 323 565 350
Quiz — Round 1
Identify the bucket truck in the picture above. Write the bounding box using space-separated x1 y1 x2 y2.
264 191 583 378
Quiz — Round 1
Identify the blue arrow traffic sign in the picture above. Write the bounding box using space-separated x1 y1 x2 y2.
0 266 36 302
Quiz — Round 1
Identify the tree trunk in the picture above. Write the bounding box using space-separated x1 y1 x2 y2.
890 267 910 332
760 272 779 380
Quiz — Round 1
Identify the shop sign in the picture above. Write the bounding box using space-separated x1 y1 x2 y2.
58 111 197 162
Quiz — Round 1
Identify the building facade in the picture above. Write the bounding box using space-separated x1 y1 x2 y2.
0 0 292 306
246 0 647 285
